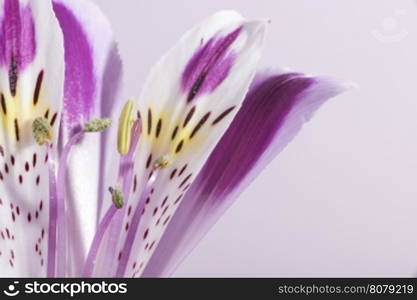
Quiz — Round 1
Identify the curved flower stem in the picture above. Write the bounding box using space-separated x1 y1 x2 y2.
115 169 158 277
56 130 84 277
82 205 118 277
47 145 58 277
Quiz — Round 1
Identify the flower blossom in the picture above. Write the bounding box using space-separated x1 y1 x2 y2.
0 0 347 277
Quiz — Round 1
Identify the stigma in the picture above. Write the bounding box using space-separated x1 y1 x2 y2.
84 118 112 132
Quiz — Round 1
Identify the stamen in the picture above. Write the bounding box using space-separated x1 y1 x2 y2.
110 187 124 209
32 117 53 145
84 118 112 132
98 120 142 276
117 100 135 155
115 169 159 277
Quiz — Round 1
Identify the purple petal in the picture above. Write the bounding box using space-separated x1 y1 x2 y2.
52 0 122 276
52 2 95 127
0 0 65 277
182 27 241 102
0 0 36 70
0 0 36 96
143 71 348 277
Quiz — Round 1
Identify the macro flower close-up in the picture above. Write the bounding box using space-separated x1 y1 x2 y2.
0 0 348 278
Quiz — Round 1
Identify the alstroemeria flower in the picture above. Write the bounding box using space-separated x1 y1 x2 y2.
0 0 347 277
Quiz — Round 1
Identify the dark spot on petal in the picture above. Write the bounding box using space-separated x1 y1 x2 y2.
33 153 37 167
175 140 184 153
14 118 20 141
179 174 192 189
133 175 137 193
212 106 236 125
162 205 169 216
190 112 211 139
183 106 196 127
175 194 183 204
33 70 44 106
161 196 168 208
170 169 177 179
0 93 6 115
171 125 179 140
163 216 171 226
147 108 152 135
179 164 187 176
9 56 18 97
50 112 58 126
155 119 162 138
146 153 152 169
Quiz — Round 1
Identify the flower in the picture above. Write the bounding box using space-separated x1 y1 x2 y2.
0 0 347 277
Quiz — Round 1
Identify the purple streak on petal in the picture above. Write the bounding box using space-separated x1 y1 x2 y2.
19 6 35 68
82 205 118 277
53 2 95 125
182 27 241 102
143 72 347 277
0 0 36 70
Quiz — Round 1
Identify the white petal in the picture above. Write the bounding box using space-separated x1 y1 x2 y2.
0 0 64 276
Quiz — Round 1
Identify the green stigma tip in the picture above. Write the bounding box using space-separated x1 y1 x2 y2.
84 118 112 132
111 187 124 209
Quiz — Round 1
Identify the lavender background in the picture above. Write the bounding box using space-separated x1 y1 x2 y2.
92 0 417 277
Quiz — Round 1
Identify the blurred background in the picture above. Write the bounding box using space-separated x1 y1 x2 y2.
92 0 417 277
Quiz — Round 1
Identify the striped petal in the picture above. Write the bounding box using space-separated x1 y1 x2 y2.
52 0 122 276
0 0 64 277
93 11 266 277
143 71 348 277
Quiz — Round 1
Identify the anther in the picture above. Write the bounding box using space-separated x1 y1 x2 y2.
32 117 52 145
84 118 112 132
117 100 135 155
109 187 124 209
